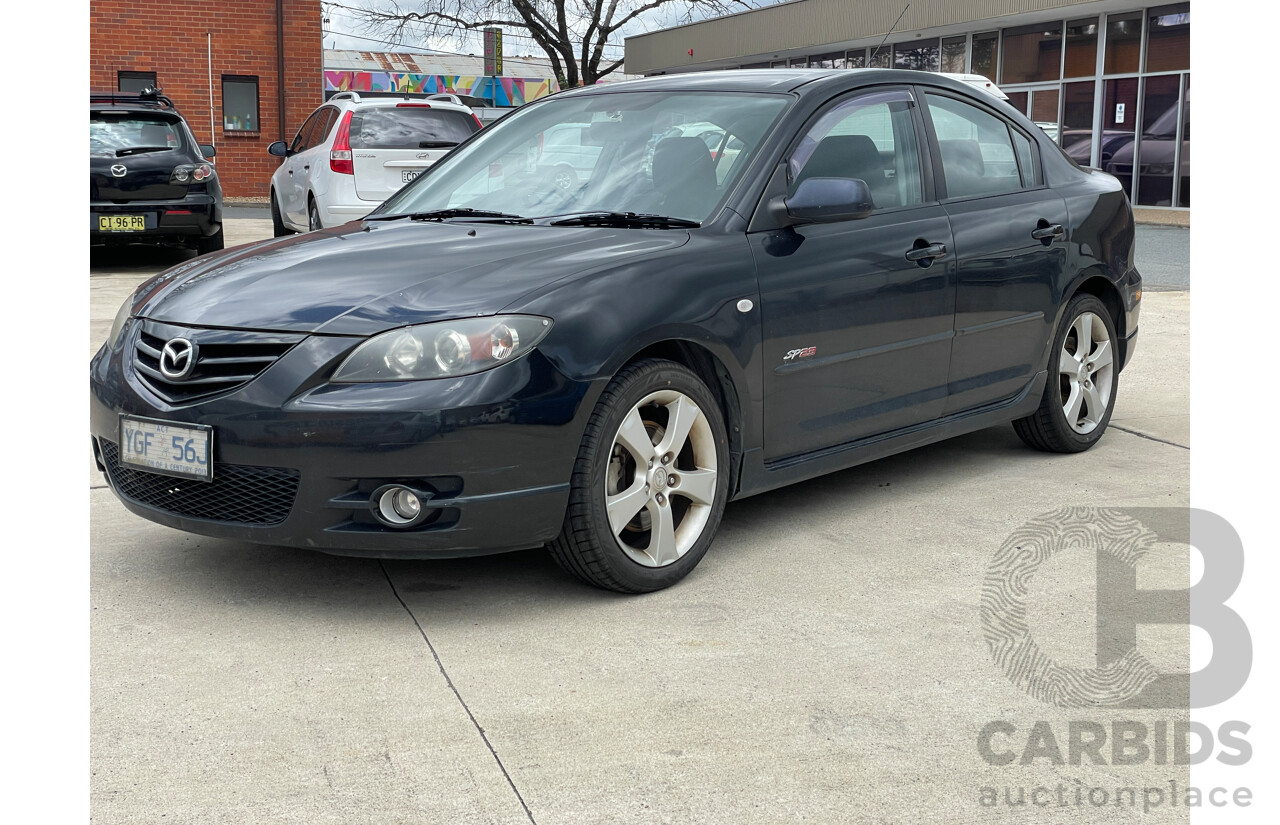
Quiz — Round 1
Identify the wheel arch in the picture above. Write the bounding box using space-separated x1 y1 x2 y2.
1070 271 1127 368
620 339 746 498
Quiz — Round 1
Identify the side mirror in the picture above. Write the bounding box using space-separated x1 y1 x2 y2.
267 141 290 158
770 177 875 226
199 144 217 158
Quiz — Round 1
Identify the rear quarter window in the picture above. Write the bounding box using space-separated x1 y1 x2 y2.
349 108 479 149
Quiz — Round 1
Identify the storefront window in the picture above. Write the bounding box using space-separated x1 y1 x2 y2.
941 36 967 73
1101 78 1140 198
1064 18 1098 78
868 47 892 69
846 49 867 69
790 57 810 68
222 75 259 132
894 39 939 71
1145 4 1189 72
1001 23 1062 84
970 32 998 78
1060 81 1096 161
1006 92 1028 118
1134 74 1182 206
1030 88 1060 140
1104 12 1142 74
811 51 845 69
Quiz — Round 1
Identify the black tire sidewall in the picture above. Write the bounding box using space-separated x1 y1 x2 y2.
575 361 730 591
1044 294 1119 449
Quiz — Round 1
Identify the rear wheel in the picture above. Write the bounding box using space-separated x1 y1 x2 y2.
308 197 322 232
270 190 290 237
550 359 730 593
196 227 224 255
1013 293 1118 452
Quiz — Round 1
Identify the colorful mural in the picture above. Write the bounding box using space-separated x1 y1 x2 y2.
323 72 559 106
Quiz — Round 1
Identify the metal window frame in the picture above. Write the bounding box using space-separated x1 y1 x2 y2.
221 74 261 133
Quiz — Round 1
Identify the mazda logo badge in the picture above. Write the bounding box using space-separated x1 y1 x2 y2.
159 338 198 380
110 164 127 178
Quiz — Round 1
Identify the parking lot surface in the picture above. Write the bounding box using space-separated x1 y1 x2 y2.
91 220 1191 823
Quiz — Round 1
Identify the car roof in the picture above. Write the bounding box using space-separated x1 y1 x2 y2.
553 68 999 102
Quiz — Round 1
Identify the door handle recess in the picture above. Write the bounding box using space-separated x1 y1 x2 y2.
1031 223 1064 241
905 242 947 262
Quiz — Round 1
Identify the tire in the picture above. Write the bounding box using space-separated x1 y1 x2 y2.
550 359 730 593
270 190 290 237
1013 293 1119 453
196 227 224 255
308 197 323 232
550 165 577 192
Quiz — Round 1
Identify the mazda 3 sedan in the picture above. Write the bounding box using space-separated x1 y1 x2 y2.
91 69 1141 592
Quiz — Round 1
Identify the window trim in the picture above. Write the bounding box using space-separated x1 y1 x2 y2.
221 74 261 133
915 86 1048 203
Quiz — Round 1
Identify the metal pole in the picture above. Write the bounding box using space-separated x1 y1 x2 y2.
208 33 215 149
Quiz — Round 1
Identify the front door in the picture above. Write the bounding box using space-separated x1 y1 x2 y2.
752 87 956 462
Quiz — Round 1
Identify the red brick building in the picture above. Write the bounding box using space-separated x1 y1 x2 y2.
90 1 323 199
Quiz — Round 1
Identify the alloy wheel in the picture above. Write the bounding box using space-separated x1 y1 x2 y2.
1058 311 1115 434
603 390 718 567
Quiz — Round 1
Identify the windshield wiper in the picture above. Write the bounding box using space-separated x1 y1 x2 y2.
116 146 171 157
364 208 532 223
549 211 701 229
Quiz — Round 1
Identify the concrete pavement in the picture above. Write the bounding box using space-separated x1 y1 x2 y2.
91 217 1192 823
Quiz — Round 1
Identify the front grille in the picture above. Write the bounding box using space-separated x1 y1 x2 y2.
101 440 300 526
132 321 302 404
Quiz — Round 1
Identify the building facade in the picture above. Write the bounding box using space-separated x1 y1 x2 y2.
322 49 561 107
90 1 323 199
626 0 1190 213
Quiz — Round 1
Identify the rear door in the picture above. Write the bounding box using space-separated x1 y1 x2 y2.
281 107 336 224
917 89 1071 415
350 105 479 202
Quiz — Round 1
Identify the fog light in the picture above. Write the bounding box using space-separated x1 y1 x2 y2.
374 485 428 527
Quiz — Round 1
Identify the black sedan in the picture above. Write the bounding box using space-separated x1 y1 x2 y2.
90 69 1141 592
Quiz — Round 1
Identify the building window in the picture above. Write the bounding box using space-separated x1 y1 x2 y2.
1001 22 1062 84
789 57 810 68
1104 12 1142 74
811 51 846 69
118 71 157 93
846 49 867 69
941 36 967 73
1145 3 1189 72
222 75 260 132
894 39 939 71
970 32 998 79
868 47 892 69
1064 18 1099 78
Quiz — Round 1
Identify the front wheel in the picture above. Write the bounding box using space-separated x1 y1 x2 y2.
1013 293 1118 452
550 359 730 593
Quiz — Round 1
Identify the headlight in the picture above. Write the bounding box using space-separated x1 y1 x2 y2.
171 163 215 184
332 315 553 382
107 295 134 350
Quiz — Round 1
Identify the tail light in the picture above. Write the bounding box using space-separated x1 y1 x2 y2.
170 163 215 184
330 110 354 175
472 114 484 130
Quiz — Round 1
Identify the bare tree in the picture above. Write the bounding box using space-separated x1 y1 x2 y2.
340 0 752 87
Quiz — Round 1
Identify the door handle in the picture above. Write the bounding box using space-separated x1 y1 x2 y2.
1031 223 1064 241
303 165 311 171
904 242 947 262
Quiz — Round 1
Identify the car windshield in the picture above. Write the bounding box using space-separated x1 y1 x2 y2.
90 113 185 156
376 90 790 223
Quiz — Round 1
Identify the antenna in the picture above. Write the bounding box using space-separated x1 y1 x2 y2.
871 4 910 63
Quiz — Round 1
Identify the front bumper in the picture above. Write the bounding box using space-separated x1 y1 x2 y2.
91 192 222 244
89 323 594 557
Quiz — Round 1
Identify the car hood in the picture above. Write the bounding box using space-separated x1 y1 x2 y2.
134 219 691 336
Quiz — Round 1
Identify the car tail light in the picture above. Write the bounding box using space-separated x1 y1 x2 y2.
472 114 484 130
170 163 215 184
330 111 354 175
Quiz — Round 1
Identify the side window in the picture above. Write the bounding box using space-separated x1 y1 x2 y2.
925 93 1025 198
1011 128 1039 187
312 107 339 147
290 110 325 154
789 88 923 210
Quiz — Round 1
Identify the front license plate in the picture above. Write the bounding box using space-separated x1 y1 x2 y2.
401 169 421 183
118 416 213 481
99 215 146 232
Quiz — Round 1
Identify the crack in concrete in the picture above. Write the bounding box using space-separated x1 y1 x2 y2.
1111 424 1189 450
377 560 537 824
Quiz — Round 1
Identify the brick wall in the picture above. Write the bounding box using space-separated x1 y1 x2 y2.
90 1 322 199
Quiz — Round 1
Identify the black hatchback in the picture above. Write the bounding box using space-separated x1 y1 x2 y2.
90 89 224 254
91 69 1141 592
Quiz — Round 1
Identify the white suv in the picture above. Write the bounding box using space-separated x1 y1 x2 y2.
267 92 481 234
